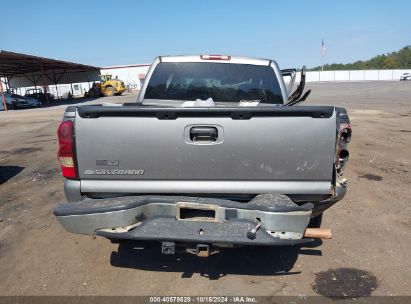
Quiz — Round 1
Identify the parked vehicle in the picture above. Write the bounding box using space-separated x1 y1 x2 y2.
25 96 42 108
25 88 54 102
0 99 6 111
1 93 33 109
400 72 411 80
13 94 34 108
54 55 351 257
0 93 14 110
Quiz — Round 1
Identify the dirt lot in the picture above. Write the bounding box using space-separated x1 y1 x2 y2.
0 82 410 297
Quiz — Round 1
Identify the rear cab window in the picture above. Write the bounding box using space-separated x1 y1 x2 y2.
144 62 284 105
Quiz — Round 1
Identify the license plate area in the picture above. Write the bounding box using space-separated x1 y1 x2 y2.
176 202 218 222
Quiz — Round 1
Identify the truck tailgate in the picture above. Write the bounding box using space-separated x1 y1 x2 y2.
74 106 337 195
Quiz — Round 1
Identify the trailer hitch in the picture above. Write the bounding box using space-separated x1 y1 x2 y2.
186 244 219 257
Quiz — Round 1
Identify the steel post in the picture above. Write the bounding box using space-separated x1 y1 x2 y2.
41 63 49 104
0 78 7 111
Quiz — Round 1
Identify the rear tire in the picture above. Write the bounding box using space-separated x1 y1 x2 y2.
308 213 323 228
104 86 115 97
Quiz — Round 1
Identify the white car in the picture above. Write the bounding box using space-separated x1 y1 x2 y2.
400 73 411 81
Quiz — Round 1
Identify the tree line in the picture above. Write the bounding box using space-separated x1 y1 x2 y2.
310 46 411 71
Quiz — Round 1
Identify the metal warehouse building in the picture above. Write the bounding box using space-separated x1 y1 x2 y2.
0 50 101 101
42 63 151 98
0 50 151 102
37 63 151 98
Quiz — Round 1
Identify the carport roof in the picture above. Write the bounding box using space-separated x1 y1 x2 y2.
0 50 101 77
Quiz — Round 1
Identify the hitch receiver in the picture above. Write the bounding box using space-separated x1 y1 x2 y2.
186 244 220 257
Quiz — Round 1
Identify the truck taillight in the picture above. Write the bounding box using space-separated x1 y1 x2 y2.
336 123 352 171
57 120 77 179
339 123 352 144
200 55 231 60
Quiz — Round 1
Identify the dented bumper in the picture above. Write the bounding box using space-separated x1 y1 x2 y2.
54 194 315 245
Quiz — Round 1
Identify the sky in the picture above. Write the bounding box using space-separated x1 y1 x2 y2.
1 0 410 68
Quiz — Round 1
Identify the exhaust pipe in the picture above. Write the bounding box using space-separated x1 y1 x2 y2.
304 228 332 239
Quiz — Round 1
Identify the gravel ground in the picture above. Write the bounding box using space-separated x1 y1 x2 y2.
0 82 410 297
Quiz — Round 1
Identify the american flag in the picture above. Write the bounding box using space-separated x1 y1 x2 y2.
321 39 327 58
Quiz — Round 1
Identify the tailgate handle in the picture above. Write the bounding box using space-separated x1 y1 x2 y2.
190 126 218 142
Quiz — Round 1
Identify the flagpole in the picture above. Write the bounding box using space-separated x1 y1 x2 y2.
321 39 325 72
322 50 324 71
322 43 323 72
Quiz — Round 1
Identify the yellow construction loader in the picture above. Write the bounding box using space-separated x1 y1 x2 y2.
85 75 127 98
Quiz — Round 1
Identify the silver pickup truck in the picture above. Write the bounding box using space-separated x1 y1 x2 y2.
54 55 351 256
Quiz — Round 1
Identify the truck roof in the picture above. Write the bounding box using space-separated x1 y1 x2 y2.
158 55 274 66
